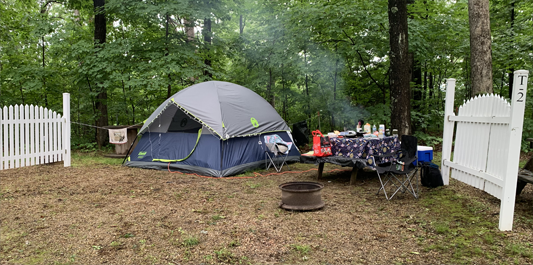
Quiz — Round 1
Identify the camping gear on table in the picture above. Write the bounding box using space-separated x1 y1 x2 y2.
124 81 301 177
378 124 385 138
312 130 332 157
357 120 364 132
364 123 371 133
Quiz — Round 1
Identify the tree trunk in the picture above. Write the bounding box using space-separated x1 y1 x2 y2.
508 0 515 99
282 65 287 120
94 0 108 148
166 14 172 98
239 15 244 35
412 57 422 111
19 82 25 105
468 0 493 95
41 36 48 107
388 0 411 137
331 56 339 129
267 68 275 107
185 19 195 42
304 50 311 120
423 69 427 113
203 18 212 78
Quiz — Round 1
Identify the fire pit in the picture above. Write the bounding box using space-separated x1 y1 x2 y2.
279 182 325 211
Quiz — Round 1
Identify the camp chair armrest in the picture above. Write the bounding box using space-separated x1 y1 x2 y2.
400 155 417 166
374 150 402 160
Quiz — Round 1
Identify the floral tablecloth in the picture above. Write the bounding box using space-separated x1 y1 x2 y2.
330 136 400 167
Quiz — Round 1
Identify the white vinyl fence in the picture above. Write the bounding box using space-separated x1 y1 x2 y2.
441 70 529 231
1 93 70 169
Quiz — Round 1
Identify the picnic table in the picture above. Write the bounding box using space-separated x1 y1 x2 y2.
300 136 400 185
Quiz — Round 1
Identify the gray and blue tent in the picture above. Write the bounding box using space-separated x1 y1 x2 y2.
125 81 301 177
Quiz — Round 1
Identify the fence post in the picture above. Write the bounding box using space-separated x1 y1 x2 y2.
499 70 529 231
63 93 71 167
441 78 456 185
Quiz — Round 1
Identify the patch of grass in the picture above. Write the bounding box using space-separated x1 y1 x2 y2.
214 248 248 264
433 222 450 234
72 152 123 167
505 243 533 258
228 239 240 248
291 244 311 255
120 233 135 238
419 187 512 263
245 181 261 189
182 236 199 247
212 214 226 221
110 241 122 248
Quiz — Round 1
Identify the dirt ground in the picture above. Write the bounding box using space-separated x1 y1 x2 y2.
1 158 533 264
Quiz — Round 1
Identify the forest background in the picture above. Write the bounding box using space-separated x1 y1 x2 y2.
1 0 532 151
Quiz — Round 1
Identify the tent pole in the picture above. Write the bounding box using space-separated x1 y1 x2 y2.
122 135 139 165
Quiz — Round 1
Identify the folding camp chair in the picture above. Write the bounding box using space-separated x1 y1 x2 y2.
375 135 419 200
262 135 291 173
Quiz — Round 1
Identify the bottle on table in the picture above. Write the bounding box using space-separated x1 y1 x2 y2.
378 124 385 138
364 123 371 133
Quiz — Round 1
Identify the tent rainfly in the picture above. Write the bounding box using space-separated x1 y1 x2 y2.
124 81 301 177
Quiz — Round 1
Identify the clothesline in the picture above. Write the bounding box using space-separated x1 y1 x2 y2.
71 121 143 130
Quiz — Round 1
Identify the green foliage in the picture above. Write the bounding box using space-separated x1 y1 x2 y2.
291 244 311 255
412 131 442 148
75 142 99 152
71 152 123 167
214 247 248 264
1 0 532 151
182 236 199 247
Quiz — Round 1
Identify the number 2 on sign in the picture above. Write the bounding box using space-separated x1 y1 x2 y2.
516 92 524 102
516 75 527 103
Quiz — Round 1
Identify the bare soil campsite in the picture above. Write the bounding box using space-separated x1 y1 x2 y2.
1 153 533 264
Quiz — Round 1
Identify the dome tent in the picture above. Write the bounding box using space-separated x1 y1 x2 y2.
124 81 301 177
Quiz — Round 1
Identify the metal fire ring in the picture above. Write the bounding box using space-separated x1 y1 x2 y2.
279 182 325 211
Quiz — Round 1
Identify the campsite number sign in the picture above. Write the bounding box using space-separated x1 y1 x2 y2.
515 75 528 103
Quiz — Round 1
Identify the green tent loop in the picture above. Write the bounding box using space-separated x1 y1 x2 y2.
152 128 202 162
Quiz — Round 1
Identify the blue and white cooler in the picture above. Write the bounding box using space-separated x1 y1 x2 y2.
416 146 434 165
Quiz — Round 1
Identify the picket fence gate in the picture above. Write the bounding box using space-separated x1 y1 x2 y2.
441 70 529 231
0 93 71 169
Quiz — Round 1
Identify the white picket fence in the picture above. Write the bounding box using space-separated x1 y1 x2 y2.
441 70 529 231
1 93 71 169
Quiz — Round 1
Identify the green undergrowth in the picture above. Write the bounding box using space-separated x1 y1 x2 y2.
418 187 533 264
71 151 124 167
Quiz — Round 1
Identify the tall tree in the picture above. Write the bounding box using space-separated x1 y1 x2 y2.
507 0 515 98
468 0 493 95
388 0 411 136
94 0 108 148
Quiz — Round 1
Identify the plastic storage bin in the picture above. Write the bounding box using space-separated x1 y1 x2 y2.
416 146 433 165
